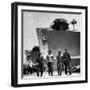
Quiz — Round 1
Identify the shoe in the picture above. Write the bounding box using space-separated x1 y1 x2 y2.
69 73 72 75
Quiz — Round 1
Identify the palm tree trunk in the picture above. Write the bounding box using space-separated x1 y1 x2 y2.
73 24 75 31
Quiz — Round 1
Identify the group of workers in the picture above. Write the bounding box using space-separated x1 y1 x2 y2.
35 49 72 77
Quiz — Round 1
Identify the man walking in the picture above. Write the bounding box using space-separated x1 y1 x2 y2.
57 51 63 76
36 53 44 77
63 49 72 75
47 50 54 76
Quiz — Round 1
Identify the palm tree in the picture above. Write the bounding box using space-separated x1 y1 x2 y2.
71 19 77 31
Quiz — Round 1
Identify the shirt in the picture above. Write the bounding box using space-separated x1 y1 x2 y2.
47 54 53 63
57 55 62 64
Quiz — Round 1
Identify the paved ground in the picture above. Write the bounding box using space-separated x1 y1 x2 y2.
23 71 80 79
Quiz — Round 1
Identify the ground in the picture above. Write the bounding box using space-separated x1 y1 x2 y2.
23 71 80 79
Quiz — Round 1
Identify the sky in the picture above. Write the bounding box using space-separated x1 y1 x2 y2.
23 11 81 51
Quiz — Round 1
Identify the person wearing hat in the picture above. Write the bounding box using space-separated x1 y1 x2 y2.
46 50 54 76
63 49 72 75
57 50 63 75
